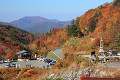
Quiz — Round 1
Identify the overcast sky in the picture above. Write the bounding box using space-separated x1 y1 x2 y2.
0 0 113 22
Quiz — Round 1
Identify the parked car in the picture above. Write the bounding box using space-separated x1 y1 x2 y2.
10 59 17 62
44 59 53 63
5 63 11 67
107 50 118 56
12 64 16 67
37 57 44 61
0 61 2 64
117 53 120 56
4 59 11 63
26 64 32 68
49 61 57 65
0 60 3 64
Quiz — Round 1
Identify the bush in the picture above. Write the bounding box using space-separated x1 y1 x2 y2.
59 39 66 45
0 68 20 80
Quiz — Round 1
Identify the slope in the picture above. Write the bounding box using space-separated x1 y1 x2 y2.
29 0 120 57
0 24 35 55
63 1 120 54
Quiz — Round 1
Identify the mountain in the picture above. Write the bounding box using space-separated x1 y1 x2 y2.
0 23 35 54
0 21 15 27
10 16 71 32
11 16 49 29
27 20 71 32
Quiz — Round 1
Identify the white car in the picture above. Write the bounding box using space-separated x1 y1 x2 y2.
4 59 11 63
0 61 3 64
117 53 120 56
37 57 44 61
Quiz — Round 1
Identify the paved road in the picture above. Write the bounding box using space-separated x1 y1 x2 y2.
0 60 52 68
53 48 63 59
46 54 55 60
82 55 120 59
99 62 120 69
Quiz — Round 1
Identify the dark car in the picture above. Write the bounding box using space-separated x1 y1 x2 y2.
49 60 57 65
10 59 17 62
12 64 16 67
26 64 32 68
44 59 52 63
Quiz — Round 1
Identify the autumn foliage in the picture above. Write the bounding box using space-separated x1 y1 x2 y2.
29 27 68 56
5 50 17 59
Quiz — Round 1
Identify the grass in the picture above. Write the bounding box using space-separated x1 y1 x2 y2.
48 51 62 60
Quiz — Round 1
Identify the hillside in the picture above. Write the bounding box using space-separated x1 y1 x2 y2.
63 1 120 54
0 24 35 55
11 16 71 32
29 27 67 56
30 0 120 57
31 31 46 37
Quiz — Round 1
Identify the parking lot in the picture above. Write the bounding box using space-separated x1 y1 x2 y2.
0 60 52 68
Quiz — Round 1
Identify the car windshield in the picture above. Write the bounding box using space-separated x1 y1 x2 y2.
6 64 9 66
52 61 56 63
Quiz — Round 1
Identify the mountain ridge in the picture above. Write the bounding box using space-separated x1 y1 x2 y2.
10 16 71 32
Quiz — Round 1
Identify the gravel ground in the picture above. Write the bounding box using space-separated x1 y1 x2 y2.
0 60 52 68
99 62 120 69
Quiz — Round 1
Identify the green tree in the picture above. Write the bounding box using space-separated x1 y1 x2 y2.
99 5 103 9
59 39 66 45
66 20 84 37
114 0 120 6
37 40 40 49
71 19 75 25
88 13 98 32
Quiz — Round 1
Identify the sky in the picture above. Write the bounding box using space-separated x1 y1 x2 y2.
0 0 113 22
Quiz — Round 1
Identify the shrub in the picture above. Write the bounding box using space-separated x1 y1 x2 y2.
59 39 66 45
0 68 20 80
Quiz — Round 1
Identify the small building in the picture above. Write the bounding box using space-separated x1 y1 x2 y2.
16 50 32 61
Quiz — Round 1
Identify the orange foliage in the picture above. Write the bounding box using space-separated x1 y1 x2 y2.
5 50 17 59
29 27 67 56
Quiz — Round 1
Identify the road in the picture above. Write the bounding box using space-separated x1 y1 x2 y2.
0 60 52 68
99 62 120 69
82 55 120 59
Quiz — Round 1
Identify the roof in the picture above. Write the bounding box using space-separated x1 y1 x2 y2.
16 50 29 55
81 77 120 80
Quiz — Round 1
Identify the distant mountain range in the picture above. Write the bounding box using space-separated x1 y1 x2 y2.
10 16 71 32
0 21 15 27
